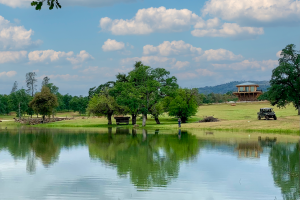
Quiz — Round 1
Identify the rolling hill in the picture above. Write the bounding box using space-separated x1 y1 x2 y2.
197 81 270 94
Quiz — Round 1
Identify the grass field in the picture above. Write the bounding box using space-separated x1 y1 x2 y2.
0 101 299 135
0 102 300 134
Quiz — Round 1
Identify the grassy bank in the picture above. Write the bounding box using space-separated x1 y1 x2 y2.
0 101 299 135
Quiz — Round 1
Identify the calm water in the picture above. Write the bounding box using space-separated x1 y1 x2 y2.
0 128 299 200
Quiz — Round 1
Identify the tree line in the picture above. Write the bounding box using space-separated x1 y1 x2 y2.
0 73 89 119
87 61 199 126
0 62 201 125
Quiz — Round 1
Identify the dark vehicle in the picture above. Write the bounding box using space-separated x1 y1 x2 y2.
257 108 277 120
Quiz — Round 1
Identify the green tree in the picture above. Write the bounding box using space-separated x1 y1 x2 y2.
87 88 125 125
268 44 300 115
149 101 164 124
111 61 178 126
29 86 59 121
31 0 61 10
9 89 32 118
55 93 65 111
69 96 88 115
0 94 10 115
88 81 115 99
62 94 73 111
166 88 198 123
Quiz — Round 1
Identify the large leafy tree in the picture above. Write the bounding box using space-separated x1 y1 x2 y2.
88 81 115 99
87 88 125 125
268 44 300 115
110 61 178 126
110 78 141 125
29 86 59 121
165 88 198 123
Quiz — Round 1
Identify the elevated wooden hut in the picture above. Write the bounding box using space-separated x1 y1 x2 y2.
233 82 262 101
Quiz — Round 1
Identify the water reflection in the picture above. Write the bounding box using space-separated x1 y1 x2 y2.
0 128 299 199
88 129 200 189
269 141 300 200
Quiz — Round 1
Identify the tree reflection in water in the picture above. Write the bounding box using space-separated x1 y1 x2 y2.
88 129 201 190
0 129 88 173
269 142 300 200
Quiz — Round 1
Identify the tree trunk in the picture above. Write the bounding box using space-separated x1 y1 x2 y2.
155 116 160 124
131 114 136 125
108 127 112 134
107 113 112 125
142 129 147 141
142 114 147 127
42 115 45 123
132 129 137 136
182 117 187 123
298 108 300 115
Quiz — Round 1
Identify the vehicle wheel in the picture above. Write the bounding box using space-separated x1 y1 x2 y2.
274 116 277 120
265 116 269 120
258 116 261 120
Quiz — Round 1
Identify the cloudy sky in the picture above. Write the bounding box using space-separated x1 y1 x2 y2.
0 0 299 96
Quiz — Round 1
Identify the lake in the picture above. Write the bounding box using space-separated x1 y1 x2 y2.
0 128 299 200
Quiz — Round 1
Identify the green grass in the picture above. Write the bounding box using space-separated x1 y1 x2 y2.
1 101 299 135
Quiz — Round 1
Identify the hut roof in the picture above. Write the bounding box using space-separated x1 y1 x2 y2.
236 82 258 86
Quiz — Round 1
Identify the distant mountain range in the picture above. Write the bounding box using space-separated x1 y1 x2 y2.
197 81 270 94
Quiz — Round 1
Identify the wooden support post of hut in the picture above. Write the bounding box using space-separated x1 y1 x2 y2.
233 82 263 101
114 117 130 125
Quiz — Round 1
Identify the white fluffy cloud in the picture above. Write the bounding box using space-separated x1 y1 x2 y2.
212 59 278 71
0 0 136 8
102 39 125 51
143 40 202 56
0 16 41 49
28 50 93 64
194 49 243 61
276 50 282 58
194 17 221 29
121 56 176 65
202 0 300 26
28 50 74 62
192 23 264 38
0 71 17 77
66 50 94 64
172 61 190 70
100 6 202 35
0 51 27 63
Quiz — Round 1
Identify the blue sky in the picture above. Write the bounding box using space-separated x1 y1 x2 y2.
0 0 299 96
